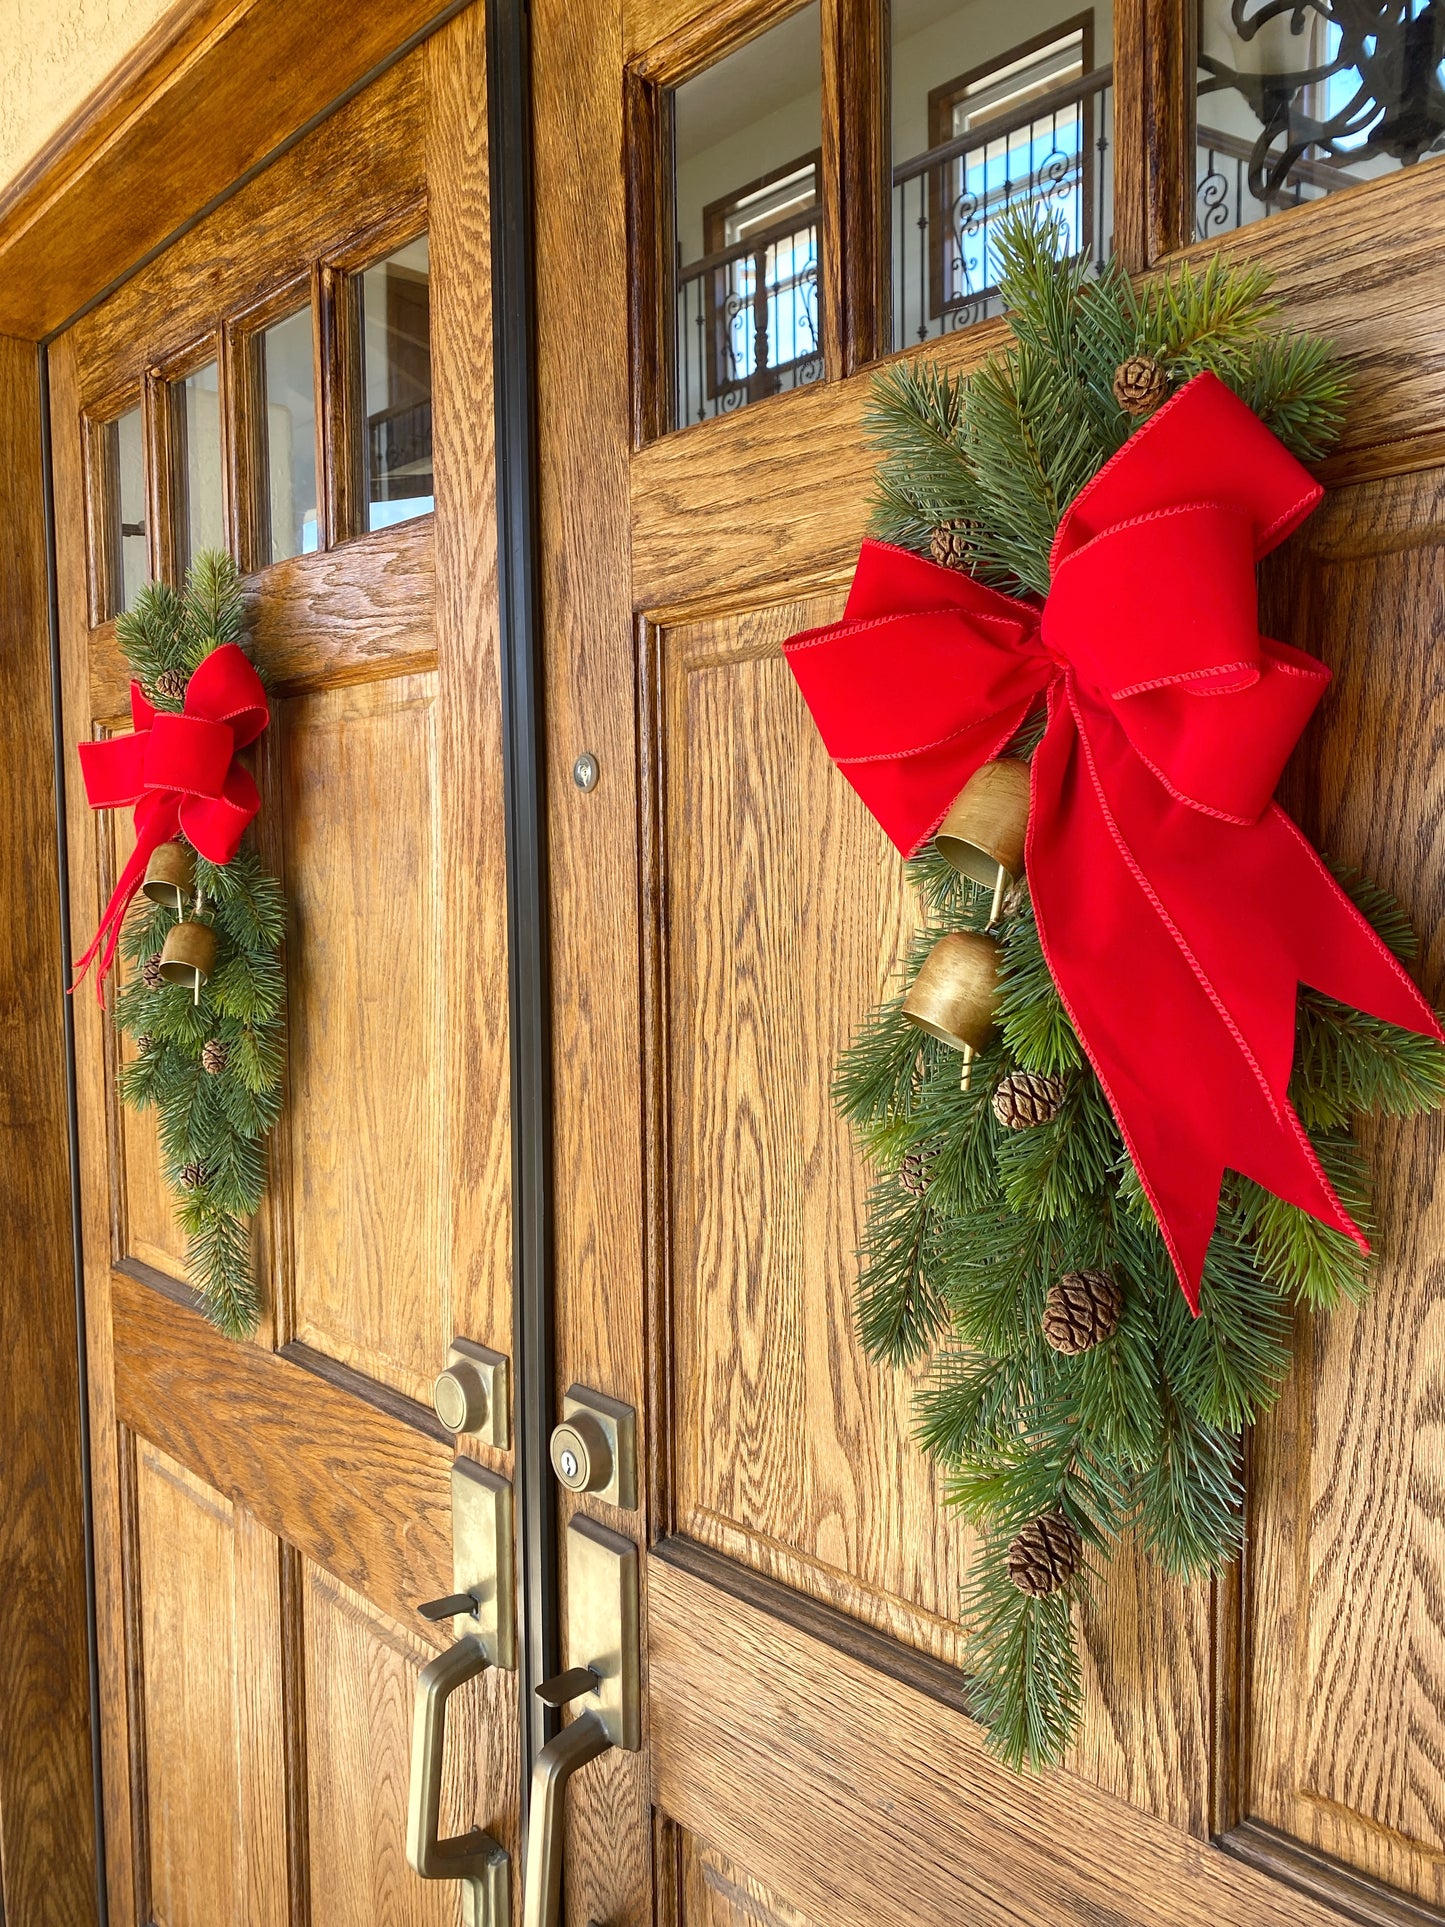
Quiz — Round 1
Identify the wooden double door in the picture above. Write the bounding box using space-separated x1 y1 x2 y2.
49 0 1445 1923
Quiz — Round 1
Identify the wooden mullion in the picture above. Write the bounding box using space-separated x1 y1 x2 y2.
1112 0 1149 272
827 0 889 372
142 362 177 588
818 0 846 380
625 68 670 445
316 262 342 549
1147 0 1195 260
318 260 361 548
217 317 244 567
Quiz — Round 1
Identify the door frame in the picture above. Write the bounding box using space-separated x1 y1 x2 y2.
0 3 554 1920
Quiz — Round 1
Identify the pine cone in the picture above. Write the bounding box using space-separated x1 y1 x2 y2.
992 1068 1066 1129
201 1039 230 1076
1006 1511 1083 1596
153 666 189 703
929 519 972 570
899 1144 934 1197
1043 1268 1123 1354
1113 354 1169 419
178 1161 207 1190
135 1033 154 1056
141 954 164 989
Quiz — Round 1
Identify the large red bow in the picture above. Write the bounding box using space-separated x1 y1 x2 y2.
73 642 269 997
784 372 1441 1309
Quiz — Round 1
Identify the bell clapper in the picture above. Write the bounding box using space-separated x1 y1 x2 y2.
987 860 1008 929
960 1043 974 1092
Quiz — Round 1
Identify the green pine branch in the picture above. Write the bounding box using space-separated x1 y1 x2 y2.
110 550 284 1341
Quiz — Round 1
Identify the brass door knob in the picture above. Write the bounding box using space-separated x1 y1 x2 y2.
549 1412 612 1494
432 1340 509 1447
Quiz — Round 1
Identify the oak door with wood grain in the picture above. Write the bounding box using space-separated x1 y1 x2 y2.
51 16 517 1926
530 0 1445 1921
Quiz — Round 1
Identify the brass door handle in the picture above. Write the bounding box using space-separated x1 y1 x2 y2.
521 1705 613 1927
521 1516 640 1927
407 1633 509 1927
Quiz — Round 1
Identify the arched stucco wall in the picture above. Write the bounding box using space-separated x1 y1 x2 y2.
0 0 175 193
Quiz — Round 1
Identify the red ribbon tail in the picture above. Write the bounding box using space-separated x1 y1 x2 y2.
71 800 180 1003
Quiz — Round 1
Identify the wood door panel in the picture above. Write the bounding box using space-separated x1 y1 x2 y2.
1241 477 1445 1902
648 1541 1348 1927
89 522 438 724
679 1834 823 1927
112 1270 455 1633
656 596 1212 1830
281 671 445 1401
129 1439 289 1927
661 595 970 1656
303 1563 495 1927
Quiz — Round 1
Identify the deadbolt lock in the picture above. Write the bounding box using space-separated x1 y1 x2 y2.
548 1386 636 1508
434 1339 509 1448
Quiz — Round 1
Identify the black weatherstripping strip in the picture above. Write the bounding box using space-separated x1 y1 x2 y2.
486 0 560 1798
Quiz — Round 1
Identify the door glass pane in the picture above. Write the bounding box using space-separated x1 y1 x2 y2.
891 0 1113 349
670 3 823 429
170 360 225 573
256 306 319 563
358 235 433 532
1197 0 1445 239
107 404 148 615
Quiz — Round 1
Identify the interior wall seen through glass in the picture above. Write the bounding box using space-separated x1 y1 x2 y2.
109 404 148 615
670 3 823 429
359 235 433 532
1196 0 1445 240
258 306 319 563
172 360 225 576
890 0 1114 350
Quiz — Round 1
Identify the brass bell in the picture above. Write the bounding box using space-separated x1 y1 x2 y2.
158 919 217 1002
936 760 1031 903
142 841 195 914
903 930 1002 1053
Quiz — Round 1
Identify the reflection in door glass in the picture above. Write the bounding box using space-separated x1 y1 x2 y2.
106 404 148 615
256 306 319 562
670 4 823 429
171 360 225 574
890 0 1113 349
359 235 433 531
1196 0 1445 240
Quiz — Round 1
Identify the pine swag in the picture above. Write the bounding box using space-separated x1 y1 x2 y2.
110 554 285 1338
827 218 1445 1770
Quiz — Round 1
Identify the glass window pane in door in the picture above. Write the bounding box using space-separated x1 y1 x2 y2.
256 306 319 563
670 4 823 429
1196 0 1445 241
358 236 433 532
108 404 148 614
171 359 225 573
890 0 1113 350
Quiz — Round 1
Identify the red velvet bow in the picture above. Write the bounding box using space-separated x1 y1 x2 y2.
784 372 1441 1309
73 642 269 998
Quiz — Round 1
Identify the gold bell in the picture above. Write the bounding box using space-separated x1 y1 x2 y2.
158 920 217 1002
903 930 1002 1055
142 841 195 914
936 759 1031 893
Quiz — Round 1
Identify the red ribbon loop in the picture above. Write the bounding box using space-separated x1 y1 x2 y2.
73 643 269 998
784 372 1442 1309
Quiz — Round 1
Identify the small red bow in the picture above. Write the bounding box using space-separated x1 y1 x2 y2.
784 372 1441 1309
73 642 269 997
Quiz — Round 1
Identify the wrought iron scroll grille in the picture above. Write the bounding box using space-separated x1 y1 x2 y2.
892 64 1113 348
674 212 823 425
1197 0 1445 235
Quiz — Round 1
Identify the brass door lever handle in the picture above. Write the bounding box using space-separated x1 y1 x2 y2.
522 1691 614 1927
407 1635 508 1927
